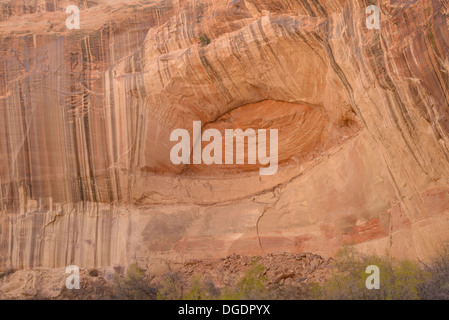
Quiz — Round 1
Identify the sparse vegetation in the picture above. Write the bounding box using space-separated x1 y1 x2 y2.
117 262 268 300
311 246 449 300
156 271 186 300
114 263 157 300
182 274 218 300
111 249 449 300
418 246 449 300
199 34 211 46
156 263 267 300
219 263 268 300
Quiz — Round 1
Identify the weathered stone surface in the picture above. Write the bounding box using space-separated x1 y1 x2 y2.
0 0 448 270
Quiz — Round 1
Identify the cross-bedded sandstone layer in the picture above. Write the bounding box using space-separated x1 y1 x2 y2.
0 0 448 270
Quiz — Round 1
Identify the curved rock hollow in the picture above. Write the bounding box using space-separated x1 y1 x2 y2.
0 0 448 270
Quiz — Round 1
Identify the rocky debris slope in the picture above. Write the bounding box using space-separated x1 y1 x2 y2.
0 252 332 299
0 0 448 271
177 252 332 297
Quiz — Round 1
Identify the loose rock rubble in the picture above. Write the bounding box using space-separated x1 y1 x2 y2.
176 252 333 298
0 252 334 299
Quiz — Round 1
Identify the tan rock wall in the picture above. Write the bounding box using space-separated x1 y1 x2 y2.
0 0 448 269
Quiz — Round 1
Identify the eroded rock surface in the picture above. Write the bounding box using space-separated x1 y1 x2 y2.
0 0 448 271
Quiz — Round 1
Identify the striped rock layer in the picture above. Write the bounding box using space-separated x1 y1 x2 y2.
0 0 448 269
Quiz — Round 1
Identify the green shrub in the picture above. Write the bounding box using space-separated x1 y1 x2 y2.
219 263 268 300
313 247 426 300
418 245 449 299
114 263 157 300
182 274 217 300
157 272 185 300
199 34 210 46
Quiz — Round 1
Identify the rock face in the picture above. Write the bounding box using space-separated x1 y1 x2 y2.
0 0 448 270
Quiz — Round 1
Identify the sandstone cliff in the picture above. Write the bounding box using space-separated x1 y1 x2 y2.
0 0 448 270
